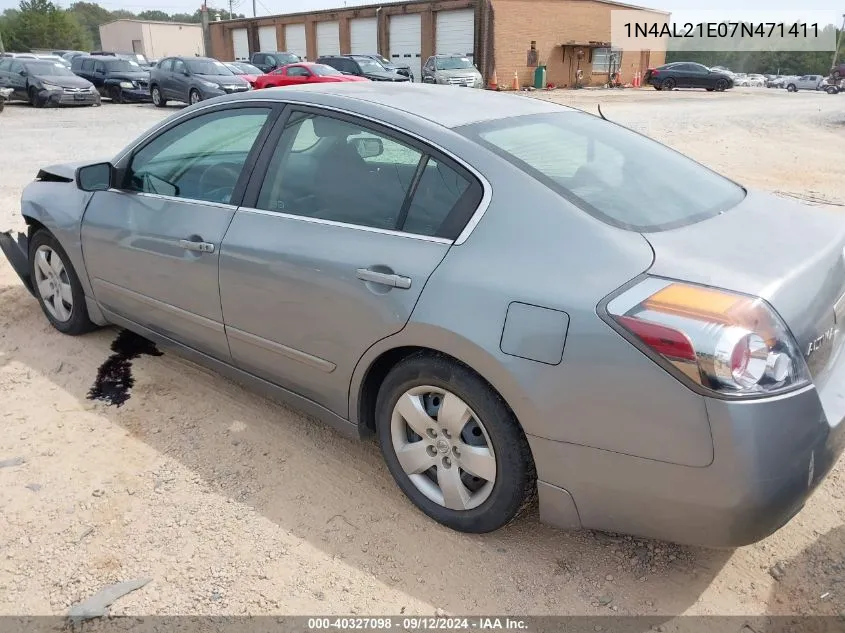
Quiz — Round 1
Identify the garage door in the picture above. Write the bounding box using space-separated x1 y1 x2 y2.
316 21 340 57
232 27 249 61
349 17 377 54
285 23 306 59
389 13 421 82
435 9 474 59
258 25 276 52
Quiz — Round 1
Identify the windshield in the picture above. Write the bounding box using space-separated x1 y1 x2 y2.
105 59 141 72
24 61 75 76
186 59 233 75
435 56 474 70
230 62 260 74
462 112 745 232
356 58 385 73
311 64 342 76
275 53 299 65
375 55 392 66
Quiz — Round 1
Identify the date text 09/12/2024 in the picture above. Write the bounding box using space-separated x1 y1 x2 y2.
622 22 821 39
307 617 529 630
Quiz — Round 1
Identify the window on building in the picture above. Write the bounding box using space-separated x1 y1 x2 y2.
591 47 622 73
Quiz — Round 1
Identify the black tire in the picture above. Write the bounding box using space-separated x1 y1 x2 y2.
706 87 714 92
375 353 536 533
653 84 662 91
827 86 839 95
661 77 676 90
189 89 201 105
715 79 728 92
109 85 123 103
28 86 43 108
151 85 167 107
786 84 797 92
29 229 96 336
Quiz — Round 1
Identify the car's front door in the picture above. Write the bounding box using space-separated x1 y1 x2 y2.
80 104 277 360
282 65 310 85
170 58 189 101
156 58 175 97
219 107 483 416
8 60 28 99
92 59 107 93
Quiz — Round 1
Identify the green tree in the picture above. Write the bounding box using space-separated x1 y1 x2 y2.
67 1 113 48
137 10 171 21
3 0 91 51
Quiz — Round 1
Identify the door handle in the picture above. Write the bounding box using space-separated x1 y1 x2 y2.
356 268 411 289
179 239 215 253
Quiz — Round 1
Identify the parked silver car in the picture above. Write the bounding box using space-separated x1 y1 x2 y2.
2 84 844 547
422 54 483 88
786 74 825 91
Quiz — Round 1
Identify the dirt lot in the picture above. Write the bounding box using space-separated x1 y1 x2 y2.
0 88 844 619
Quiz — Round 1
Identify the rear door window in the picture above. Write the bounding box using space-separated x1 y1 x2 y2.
460 111 745 232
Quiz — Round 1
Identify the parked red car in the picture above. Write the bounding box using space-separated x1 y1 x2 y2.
253 62 369 88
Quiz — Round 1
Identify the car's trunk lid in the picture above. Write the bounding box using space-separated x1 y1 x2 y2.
644 189 845 386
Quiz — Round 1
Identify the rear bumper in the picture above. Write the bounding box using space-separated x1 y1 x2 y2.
530 380 845 548
0 230 34 295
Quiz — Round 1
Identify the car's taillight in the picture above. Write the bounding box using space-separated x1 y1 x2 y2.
605 278 810 397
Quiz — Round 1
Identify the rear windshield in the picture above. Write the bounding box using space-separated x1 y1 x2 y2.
460 111 745 232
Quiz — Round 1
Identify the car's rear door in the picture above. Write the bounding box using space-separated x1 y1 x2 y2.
80 103 279 361
218 106 484 417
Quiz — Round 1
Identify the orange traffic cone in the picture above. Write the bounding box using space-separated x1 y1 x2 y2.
489 68 498 90
511 71 519 91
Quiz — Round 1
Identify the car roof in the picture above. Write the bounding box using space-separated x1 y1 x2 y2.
226 82 569 128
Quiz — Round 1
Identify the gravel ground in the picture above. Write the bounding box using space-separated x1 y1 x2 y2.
0 87 844 619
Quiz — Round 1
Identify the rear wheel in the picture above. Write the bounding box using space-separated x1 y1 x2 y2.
375 353 536 533
151 85 167 107
109 85 123 103
189 89 201 105
661 77 676 90
29 229 96 336
786 84 797 92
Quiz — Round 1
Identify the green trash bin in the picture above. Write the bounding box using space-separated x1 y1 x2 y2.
534 65 547 89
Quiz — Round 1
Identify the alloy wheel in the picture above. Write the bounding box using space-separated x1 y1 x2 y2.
151 87 161 105
33 245 73 322
390 386 497 511
190 90 201 105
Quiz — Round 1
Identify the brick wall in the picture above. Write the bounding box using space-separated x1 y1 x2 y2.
491 0 666 88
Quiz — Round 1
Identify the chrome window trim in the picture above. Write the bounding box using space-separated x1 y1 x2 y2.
111 96 492 245
106 189 238 211
238 207 453 244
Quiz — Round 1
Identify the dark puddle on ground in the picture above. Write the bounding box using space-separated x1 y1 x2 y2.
87 329 163 407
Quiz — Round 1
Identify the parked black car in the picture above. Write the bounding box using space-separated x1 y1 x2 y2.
249 51 301 73
355 53 414 82
71 54 150 103
149 56 250 106
0 58 99 107
644 62 733 92
316 55 410 82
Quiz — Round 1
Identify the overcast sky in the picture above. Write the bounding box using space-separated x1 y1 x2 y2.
1 0 841 29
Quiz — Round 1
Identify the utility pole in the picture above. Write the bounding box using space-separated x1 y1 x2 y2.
832 14 845 72
228 0 233 19
252 0 256 17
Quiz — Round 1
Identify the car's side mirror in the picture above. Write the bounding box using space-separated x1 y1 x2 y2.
19 70 26 76
76 162 114 192
350 137 383 159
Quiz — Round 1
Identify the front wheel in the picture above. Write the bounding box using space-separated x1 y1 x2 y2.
786 84 797 92
29 230 96 335
151 85 167 107
375 353 536 533
109 85 123 103
28 86 43 108
715 79 728 91
189 89 201 105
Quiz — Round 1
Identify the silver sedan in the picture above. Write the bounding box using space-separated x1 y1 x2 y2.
2 84 844 547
